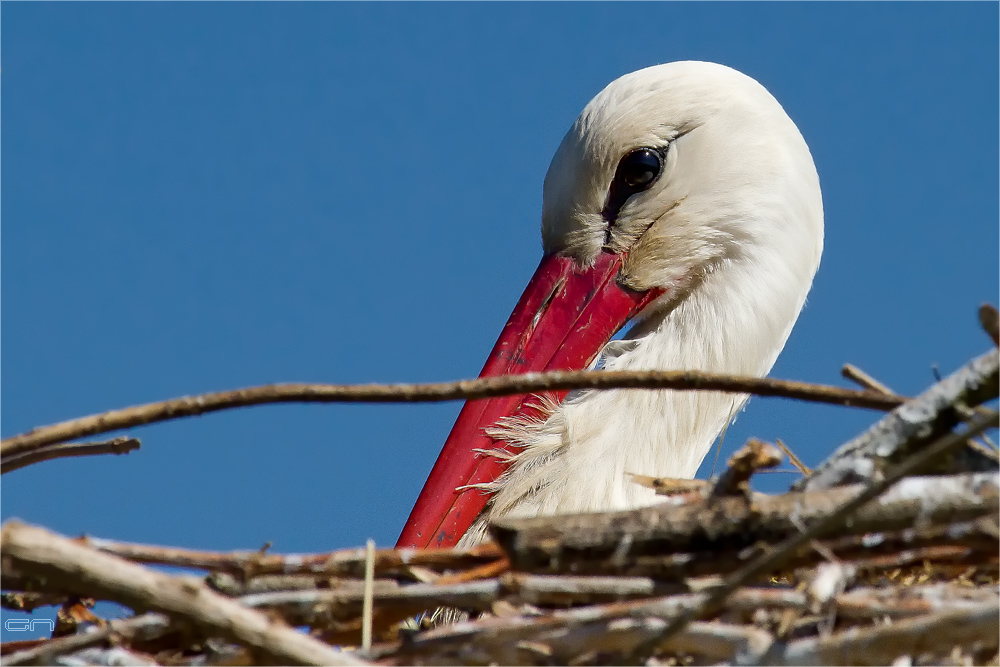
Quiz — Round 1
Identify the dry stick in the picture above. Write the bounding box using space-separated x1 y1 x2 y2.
72 537 503 579
491 471 998 572
241 575 1000 631
775 439 811 475
709 439 782 497
627 407 1000 663
1 437 140 475
0 522 369 666
767 600 1000 666
841 363 895 395
361 539 375 652
1 370 906 456
796 348 999 492
980 303 1000 347
0 613 169 667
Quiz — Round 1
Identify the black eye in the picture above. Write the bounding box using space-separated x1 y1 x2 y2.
618 148 663 189
602 147 665 226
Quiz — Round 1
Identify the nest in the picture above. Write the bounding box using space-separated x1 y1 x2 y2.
2 306 998 666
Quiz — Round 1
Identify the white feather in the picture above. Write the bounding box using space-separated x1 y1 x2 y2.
463 61 823 544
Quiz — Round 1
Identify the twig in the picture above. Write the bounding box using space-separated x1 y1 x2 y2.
0 370 906 456
1 438 140 475
775 439 811 475
710 439 782 497
627 475 709 496
434 558 510 585
0 521 369 666
796 349 999 492
362 539 375 652
0 613 169 666
72 536 502 579
841 364 895 395
626 406 999 663
981 304 1000 347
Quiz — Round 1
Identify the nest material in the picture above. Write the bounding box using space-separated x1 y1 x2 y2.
1 312 998 666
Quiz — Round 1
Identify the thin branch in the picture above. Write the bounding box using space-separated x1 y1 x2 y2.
981 303 1000 347
775 438 811 475
841 363 895 395
1 437 140 475
1 370 906 456
72 536 502 579
0 521 369 666
361 539 375 652
626 406 999 662
710 438 782 497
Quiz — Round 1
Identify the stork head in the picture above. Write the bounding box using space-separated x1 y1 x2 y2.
543 60 822 304
398 62 823 548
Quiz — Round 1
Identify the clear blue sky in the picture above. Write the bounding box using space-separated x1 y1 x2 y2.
3 2 997 628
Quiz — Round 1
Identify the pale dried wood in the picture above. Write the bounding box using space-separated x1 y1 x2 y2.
205 572 392 597
491 471 998 574
0 521 368 666
842 364 896 395
763 600 1000 665
72 536 502 579
775 438 811 475
0 370 904 456
796 349 999 492
710 438 783 497
373 598 774 666
624 408 999 662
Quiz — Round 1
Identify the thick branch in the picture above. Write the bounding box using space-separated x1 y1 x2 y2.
765 600 1000 665
796 348 999 492
0 521 368 666
1 370 904 456
626 406 999 662
491 471 998 574
1 437 140 475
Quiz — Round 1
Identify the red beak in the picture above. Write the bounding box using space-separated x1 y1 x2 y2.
396 251 662 548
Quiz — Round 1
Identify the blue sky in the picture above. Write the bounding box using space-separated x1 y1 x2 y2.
3 2 997 629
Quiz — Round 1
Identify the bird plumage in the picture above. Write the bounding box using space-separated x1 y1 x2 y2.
461 61 823 544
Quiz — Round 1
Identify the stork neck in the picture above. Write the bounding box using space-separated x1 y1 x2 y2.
484 255 809 521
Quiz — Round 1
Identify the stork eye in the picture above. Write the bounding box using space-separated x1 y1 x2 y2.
617 148 663 189
602 146 665 226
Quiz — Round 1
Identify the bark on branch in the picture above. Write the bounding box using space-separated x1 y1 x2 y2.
1 437 140 475
491 471 999 574
71 537 502 579
796 348 999 492
1 370 905 456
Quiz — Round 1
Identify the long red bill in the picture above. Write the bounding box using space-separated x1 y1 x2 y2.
397 251 662 548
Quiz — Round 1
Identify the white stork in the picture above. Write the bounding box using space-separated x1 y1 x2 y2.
397 61 824 548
